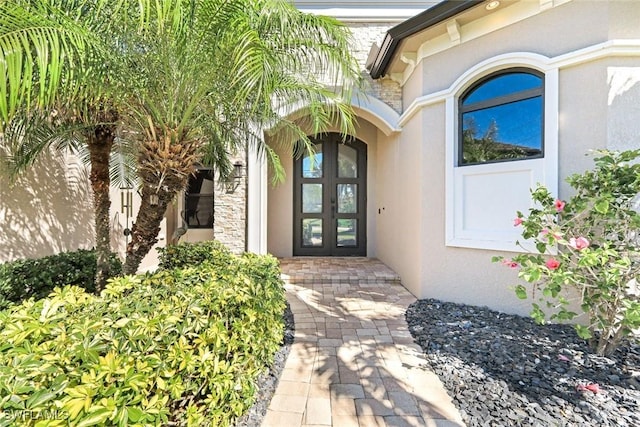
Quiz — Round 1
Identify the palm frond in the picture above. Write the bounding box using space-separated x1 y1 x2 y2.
109 136 138 189
0 2 101 129
2 109 85 178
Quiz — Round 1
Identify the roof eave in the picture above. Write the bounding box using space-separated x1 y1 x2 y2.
369 0 485 79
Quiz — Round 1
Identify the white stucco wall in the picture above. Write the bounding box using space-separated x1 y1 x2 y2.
372 0 640 315
0 149 94 262
0 147 164 273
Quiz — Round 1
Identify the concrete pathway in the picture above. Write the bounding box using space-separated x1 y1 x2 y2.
262 258 465 427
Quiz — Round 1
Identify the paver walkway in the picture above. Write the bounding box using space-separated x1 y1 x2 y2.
262 258 465 427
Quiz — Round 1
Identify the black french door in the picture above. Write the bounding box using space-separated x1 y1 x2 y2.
293 133 367 256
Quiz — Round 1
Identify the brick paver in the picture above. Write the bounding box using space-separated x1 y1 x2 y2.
261 258 465 427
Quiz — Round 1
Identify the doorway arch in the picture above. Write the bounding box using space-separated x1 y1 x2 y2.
293 133 367 256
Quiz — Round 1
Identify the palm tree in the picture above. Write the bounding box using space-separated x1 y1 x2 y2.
0 0 128 290
119 0 362 273
1 0 361 276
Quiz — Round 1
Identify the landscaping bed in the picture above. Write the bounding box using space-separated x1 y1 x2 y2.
0 242 287 427
407 299 640 426
235 302 294 427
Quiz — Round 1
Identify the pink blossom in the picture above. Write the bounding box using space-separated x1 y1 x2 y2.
546 258 561 270
513 217 524 226
576 383 600 394
540 229 562 240
568 237 590 251
501 259 519 269
554 199 566 212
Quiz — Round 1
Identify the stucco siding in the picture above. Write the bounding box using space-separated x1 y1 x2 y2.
417 0 615 97
605 58 640 152
557 60 609 195
266 145 294 257
0 149 94 262
381 0 640 316
374 112 424 298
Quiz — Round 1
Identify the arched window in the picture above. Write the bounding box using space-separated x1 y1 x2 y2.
459 69 544 165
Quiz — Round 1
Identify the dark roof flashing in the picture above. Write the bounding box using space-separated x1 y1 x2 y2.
369 0 484 79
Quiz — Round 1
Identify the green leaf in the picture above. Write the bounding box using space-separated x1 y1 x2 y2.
127 406 144 422
575 324 592 340
594 199 609 214
25 390 57 409
76 408 111 427
514 285 527 299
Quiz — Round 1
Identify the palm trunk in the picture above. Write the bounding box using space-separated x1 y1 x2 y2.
87 124 116 292
123 134 198 274
123 185 174 274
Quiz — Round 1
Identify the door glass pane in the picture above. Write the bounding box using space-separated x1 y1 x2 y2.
302 219 322 247
302 144 323 178
337 184 357 213
337 219 357 247
302 184 322 213
338 144 358 178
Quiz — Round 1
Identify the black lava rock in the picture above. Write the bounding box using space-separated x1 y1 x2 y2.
406 299 640 427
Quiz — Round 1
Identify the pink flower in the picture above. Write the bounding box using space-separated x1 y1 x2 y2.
576 383 600 394
554 199 566 212
540 229 562 240
546 258 561 270
501 259 519 269
513 217 524 226
568 237 590 251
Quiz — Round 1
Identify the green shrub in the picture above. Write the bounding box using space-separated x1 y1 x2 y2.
0 249 122 310
0 251 285 427
494 149 640 356
157 240 234 270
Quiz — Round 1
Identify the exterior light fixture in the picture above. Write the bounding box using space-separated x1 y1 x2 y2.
120 187 133 237
486 1 500 10
226 161 244 194
149 193 159 206
120 187 133 217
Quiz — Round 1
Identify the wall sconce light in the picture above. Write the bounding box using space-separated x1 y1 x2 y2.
120 187 133 238
149 193 159 206
120 187 133 217
225 161 244 194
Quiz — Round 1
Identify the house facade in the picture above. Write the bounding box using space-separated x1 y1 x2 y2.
259 0 640 315
2 0 639 316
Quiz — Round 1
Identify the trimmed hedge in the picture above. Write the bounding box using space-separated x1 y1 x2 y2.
0 245 285 427
157 239 234 270
0 249 122 310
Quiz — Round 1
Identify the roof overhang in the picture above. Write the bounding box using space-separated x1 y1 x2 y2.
368 0 484 79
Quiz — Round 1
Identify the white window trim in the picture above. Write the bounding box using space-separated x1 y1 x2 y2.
445 53 559 252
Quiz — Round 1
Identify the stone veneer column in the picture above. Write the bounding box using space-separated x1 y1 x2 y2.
347 22 403 114
212 153 247 254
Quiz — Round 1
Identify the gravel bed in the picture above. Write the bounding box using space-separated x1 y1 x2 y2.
235 302 295 427
406 299 640 427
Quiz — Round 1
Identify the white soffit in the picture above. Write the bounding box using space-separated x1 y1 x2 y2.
293 1 438 22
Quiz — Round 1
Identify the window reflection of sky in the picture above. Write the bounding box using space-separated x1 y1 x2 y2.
464 73 542 105
464 97 542 149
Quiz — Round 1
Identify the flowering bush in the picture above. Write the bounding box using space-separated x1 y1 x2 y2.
494 149 640 356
